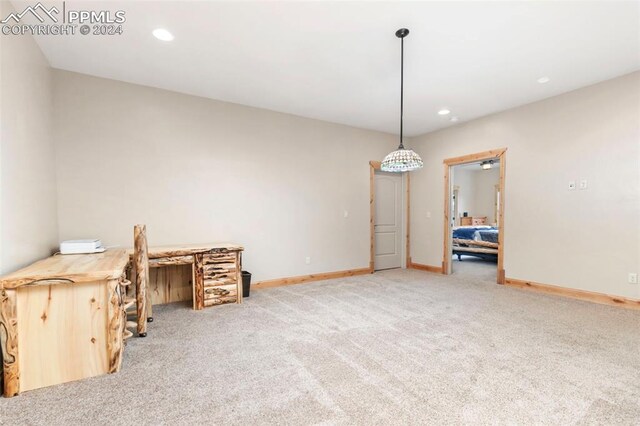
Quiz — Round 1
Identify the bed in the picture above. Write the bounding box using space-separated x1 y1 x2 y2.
452 226 499 262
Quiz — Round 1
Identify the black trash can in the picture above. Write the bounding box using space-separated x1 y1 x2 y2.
242 271 252 298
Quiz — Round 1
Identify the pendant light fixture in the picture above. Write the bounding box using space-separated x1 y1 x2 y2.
381 28 424 173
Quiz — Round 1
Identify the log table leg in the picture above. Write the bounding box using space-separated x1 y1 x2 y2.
193 254 204 310
236 252 242 304
107 279 125 374
0 289 19 397
134 225 149 337
146 288 153 323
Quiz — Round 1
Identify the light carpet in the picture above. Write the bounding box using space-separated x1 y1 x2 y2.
451 256 498 282
2 269 639 425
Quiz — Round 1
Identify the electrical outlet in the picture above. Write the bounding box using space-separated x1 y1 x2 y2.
579 179 588 190
305 256 311 265
568 181 576 190
629 273 638 284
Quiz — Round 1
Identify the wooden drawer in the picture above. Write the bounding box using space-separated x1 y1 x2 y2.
202 253 237 281
472 217 487 225
204 277 235 287
203 253 237 264
193 251 241 310
204 283 237 306
148 255 193 268
204 296 237 307
203 263 236 279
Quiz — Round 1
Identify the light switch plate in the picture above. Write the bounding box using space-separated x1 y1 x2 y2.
579 179 588 190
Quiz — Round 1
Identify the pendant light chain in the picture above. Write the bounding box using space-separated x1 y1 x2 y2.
380 28 424 173
399 35 404 149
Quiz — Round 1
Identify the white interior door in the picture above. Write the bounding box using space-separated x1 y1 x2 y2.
374 172 403 271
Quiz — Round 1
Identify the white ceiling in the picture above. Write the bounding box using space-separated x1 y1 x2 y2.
20 1 640 136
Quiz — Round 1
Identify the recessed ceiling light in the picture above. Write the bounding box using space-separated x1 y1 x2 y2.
438 109 451 116
450 117 459 122
537 76 550 84
153 28 174 41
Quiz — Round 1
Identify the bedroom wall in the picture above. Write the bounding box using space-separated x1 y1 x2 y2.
0 1 59 274
52 70 397 282
410 71 640 299
453 167 500 225
452 168 474 222
472 167 500 224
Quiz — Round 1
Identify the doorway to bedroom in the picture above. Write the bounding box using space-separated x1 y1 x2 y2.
443 149 506 284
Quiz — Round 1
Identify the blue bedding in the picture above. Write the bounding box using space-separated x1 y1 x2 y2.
453 227 498 241
478 230 499 243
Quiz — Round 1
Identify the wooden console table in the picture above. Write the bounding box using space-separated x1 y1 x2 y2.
130 243 244 310
0 250 130 397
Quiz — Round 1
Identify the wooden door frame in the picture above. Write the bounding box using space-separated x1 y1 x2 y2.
369 161 410 272
443 148 507 284
452 185 460 227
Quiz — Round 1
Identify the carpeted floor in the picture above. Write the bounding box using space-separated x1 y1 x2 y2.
2 269 639 425
452 255 498 282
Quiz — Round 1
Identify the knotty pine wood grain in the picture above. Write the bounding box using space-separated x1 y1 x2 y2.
0 250 130 289
193 254 205 310
0 289 19 397
133 225 149 336
148 255 193 268
138 243 244 259
15 281 109 393
107 279 125 373
149 265 193 305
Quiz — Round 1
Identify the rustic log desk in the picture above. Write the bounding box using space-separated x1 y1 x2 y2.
0 243 243 397
0 249 131 397
130 243 244 311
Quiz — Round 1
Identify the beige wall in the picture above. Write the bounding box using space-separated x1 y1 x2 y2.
53 70 396 282
453 168 474 224
472 167 500 224
410 72 640 299
5 25 637 300
453 167 500 225
0 1 59 274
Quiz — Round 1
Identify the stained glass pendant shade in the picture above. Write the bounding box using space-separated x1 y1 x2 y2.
381 28 424 173
381 145 424 172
